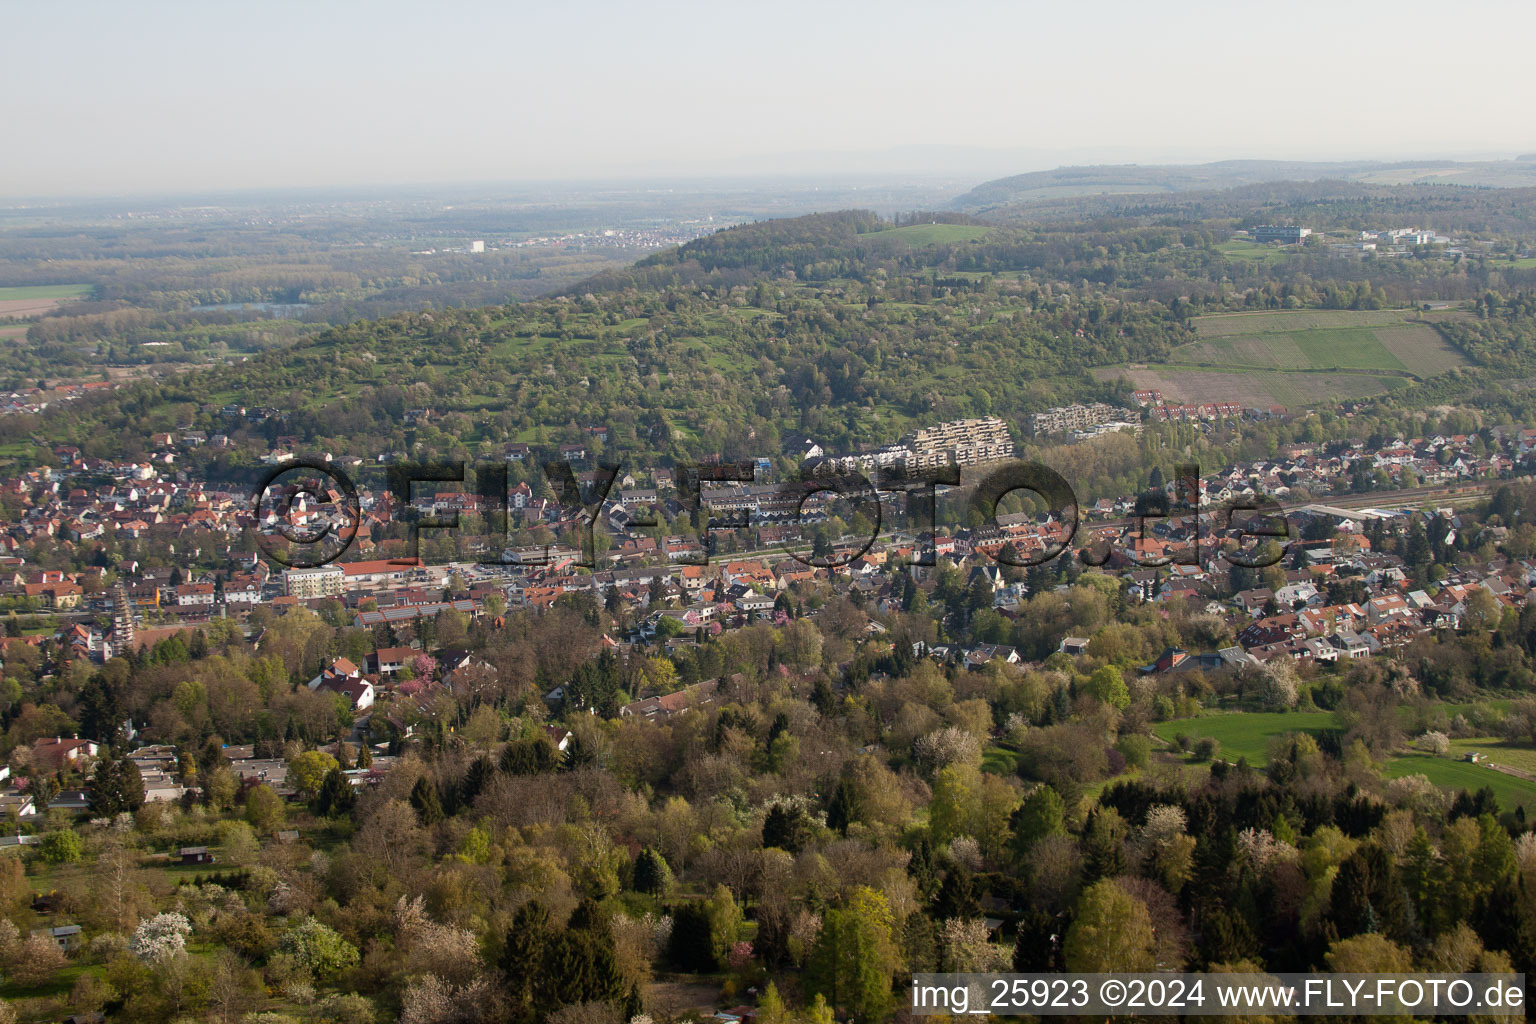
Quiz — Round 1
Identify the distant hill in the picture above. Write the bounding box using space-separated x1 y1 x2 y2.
951 159 1536 216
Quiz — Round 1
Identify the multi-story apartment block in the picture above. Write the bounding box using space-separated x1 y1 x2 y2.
284 565 345 599
1030 403 1132 436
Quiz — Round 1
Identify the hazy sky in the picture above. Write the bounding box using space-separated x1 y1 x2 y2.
7 0 1536 197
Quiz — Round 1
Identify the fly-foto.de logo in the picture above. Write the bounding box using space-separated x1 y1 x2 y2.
250 457 1292 571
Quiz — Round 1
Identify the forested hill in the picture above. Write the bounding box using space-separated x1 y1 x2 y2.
951 158 1536 218
9 208 1536 479
566 210 989 294
6 211 1197 472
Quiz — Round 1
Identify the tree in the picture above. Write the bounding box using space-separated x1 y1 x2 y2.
1255 660 1299 710
88 755 146 817
500 736 558 775
244 783 285 832
1063 879 1155 972
632 848 672 896
667 903 716 972
757 982 789 1024
762 802 814 853
463 704 504 749
928 764 979 846
38 828 83 865
315 768 355 816
1012 906 1059 971
540 929 625 1007
826 776 859 835
203 766 238 811
1085 664 1130 711
279 917 360 978
411 776 445 825
1011 785 1066 858
501 900 551 1006
130 911 192 965
934 867 981 921
1464 588 1503 633
287 749 339 800
1081 806 1128 881
1325 932 1412 972
6 931 66 987
219 819 261 867
806 887 900 1022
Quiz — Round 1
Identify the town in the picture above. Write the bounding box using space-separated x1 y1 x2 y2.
2 410 1528 802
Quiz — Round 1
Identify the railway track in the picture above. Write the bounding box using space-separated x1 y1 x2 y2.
1086 478 1509 533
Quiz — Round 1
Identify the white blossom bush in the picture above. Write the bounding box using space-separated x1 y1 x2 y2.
1235 828 1297 874
392 895 481 985
1385 773 1450 815
1140 805 1188 844
611 911 671 969
913 726 982 774
400 975 492 1024
946 835 983 872
129 911 192 964
0 918 19 958
1417 731 1452 756
1516 832 1536 878
938 917 1010 972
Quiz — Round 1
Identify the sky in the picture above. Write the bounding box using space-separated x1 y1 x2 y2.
6 0 1536 198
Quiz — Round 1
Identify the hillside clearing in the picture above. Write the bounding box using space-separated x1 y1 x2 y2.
1093 308 1466 408
1094 364 1406 410
861 223 993 246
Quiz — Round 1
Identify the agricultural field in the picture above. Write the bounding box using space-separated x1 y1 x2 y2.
1182 308 1464 376
1094 308 1466 409
0 283 93 319
1193 309 1411 336
1097 364 1407 410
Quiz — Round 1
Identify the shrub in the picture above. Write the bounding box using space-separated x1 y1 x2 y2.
1116 734 1152 770
37 828 83 865
278 918 360 979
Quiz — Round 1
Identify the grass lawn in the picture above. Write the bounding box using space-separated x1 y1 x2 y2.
1155 706 1536 813
1153 711 1336 763
1443 736 1536 774
982 743 1017 776
1154 703 1522 766
1384 753 1536 816
0 961 94 1002
0 283 94 300
1217 240 1291 263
